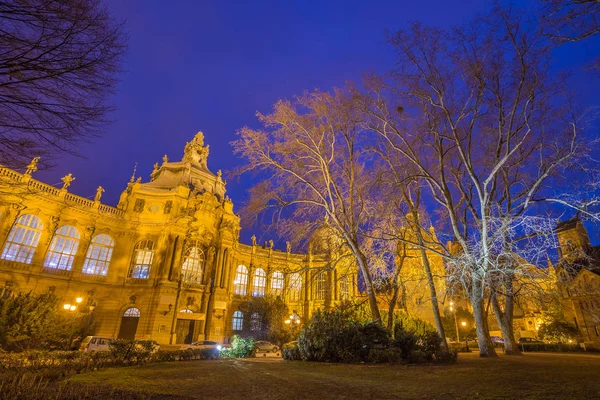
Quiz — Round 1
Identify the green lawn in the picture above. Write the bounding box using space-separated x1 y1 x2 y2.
69 352 600 399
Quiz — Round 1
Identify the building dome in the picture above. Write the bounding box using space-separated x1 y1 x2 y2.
309 215 343 254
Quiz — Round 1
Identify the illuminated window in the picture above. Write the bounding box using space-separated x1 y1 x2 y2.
340 275 351 300
232 311 243 331
82 234 114 276
252 268 266 297
123 307 141 317
271 270 284 296
181 241 205 284
233 265 249 295
315 271 327 300
179 309 193 313
250 312 262 331
129 240 154 278
44 225 80 270
1 214 43 264
289 273 302 301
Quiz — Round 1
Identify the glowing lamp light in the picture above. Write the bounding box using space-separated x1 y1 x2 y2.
449 306 454 312
76 297 83 304
70 305 77 311
450 301 454 306
285 319 291 324
217 345 222 351
461 321 467 327
295 319 301 324
63 303 71 310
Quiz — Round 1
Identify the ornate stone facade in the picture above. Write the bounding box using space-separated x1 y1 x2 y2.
0 132 358 344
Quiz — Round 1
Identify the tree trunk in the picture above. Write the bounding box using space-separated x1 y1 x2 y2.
417 242 447 349
491 283 521 355
353 248 382 323
387 285 400 331
471 293 497 357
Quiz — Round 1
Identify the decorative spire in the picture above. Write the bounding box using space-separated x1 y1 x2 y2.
129 162 138 183
162 154 168 164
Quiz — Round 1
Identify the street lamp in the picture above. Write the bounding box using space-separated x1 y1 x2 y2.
460 320 470 352
449 301 460 344
285 313 301 326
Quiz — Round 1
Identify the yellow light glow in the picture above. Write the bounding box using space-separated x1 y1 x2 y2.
449 306 453 312
285 320 291 324
70 305 77 311
295 319 301 324
63 304 71 310
76 297 83 303
450 301 454 306
461 321 467 327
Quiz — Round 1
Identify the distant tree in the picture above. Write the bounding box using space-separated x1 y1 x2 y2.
232 88 385 323
241 296 295 345
441 306 476 343
0 292 91 351
538 318 580 343
0 0 126 167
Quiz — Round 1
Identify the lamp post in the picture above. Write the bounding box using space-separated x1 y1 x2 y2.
461 320 469 352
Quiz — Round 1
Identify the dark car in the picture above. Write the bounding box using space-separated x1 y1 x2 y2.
518 337 543 344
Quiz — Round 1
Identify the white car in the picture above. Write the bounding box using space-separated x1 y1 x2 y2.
254 340 279 353
79 336 113 352
181 340 219 351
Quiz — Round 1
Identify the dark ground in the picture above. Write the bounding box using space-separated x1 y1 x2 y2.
69 352 600 399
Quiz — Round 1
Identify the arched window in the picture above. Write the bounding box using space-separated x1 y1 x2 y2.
82 234 114 276
179 309 193 313
315 271 327 300
181 241 205 284
271 270 284 296
123 307 141 317
289 272 302 301
340 275 351 300
250 312 262 331
232 311 243 331
129 239 154 278
1 214 43 264
252 268 266 297
44 225 80 270
233 265 249 295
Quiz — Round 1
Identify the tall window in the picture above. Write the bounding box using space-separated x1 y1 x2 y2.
289 272 302 301
44 225 80 270
82 234 114 276
1 214 43 264
129 239 154 278
123 307 141 317
181 241 205 284
271 270 284 296
252 268 266 297
233 265 249 295
250 312 262 331
340 275 351 300
315 271 327 300
232 311 243 331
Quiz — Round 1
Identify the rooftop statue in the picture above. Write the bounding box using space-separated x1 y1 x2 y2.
183 131 210 168
25 156 40 175
61 174 75 190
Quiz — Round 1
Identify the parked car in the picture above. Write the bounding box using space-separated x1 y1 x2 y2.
518 337 544 344
254 340 279 353
181 340 219 351
490 336 505 344
79 336 113 352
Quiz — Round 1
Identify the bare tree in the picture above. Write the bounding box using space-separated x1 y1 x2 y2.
541 0 600 42
232 89 384 323
0 0 126 167
361 6 596 356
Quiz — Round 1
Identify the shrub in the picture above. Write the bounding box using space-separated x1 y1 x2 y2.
297 310 392 363
282 345 302 361
368 348 402 364
392 314 453 364
219 335 255 358
434 349 458 363
537 320 580 344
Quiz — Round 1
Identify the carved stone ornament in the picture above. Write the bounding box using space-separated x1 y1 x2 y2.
182 131 210 167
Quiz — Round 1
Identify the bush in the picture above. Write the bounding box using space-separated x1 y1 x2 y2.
297 310 392 363
537 320 580 344
282 345 302 361
392 314 453 364
219 335 255 358
368 347 402 364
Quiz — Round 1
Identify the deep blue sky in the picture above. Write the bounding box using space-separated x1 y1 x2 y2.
36 0 600 246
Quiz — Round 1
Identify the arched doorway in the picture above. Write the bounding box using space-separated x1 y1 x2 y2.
118 307 140 340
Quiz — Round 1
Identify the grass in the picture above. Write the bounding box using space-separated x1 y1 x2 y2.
68 352 600 399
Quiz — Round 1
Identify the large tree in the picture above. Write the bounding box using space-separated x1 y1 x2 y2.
361 6 596 356
0 0 126 167
232 89 383 323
